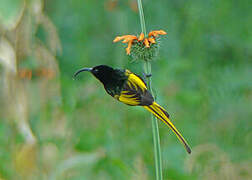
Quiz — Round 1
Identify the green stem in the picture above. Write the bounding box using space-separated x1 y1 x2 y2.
137 0 147 36
137 1 163 180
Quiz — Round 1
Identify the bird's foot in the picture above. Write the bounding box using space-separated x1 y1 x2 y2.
143 73 152 78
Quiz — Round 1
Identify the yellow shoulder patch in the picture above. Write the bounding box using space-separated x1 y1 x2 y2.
124 69 131 76
128 73 147 91
118 69 148 106
124 69 147 91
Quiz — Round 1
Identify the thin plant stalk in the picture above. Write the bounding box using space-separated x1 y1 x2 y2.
137 0 163 179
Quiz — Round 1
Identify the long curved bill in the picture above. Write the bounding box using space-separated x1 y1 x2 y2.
73 68 93 78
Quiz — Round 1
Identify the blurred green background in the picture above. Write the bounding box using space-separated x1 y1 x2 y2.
0 0 251 179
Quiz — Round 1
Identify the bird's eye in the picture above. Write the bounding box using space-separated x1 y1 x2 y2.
93 69 98 73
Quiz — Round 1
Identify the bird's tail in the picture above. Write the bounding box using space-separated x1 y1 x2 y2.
144 102 191 154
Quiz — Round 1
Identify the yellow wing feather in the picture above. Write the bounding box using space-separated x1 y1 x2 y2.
125 69 147 91
119 91 140 105
118 70 147 106
128 73 147 91
119 97 139 105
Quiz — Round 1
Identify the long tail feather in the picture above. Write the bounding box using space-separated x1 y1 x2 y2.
144 102 191 154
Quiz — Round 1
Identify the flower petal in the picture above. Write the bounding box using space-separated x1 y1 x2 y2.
138 32 144 41
148 30 167 37
126 40 133 55
156 30 167 35
113 35 137 43
129 35 138 40
148 37 156 44
113 36 125 43
122 36 137 43
144 38 150 48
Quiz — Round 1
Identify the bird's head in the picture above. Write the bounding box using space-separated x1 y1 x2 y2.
74 65 115 85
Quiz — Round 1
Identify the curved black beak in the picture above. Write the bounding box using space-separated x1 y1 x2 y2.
73 68 92 78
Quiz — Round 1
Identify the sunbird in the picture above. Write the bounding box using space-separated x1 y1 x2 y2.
74 65 191 154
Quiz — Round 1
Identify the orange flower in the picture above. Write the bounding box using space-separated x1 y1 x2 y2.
113 30 167 55
113 35 137 43
113 35 138 55
138 33 144 41
126 40 133 55
144 38 150 48
148 37 156 44
148 30 167 37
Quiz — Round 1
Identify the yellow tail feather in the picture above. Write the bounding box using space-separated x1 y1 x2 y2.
144 102 191 154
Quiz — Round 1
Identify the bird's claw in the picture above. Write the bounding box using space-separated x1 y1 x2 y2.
143 73 152 79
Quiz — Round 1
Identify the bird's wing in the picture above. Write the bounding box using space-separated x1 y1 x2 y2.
118 71 153 106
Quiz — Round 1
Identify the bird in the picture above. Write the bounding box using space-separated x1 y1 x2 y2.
74 65 191 154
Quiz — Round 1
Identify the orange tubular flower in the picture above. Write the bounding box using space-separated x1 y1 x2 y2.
148 37 156 44
113 35 138 54
113 35 137 43
138 32 145 41
148 30 167 37
113 30 167 55
144 38 150 48
126 40 133 55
